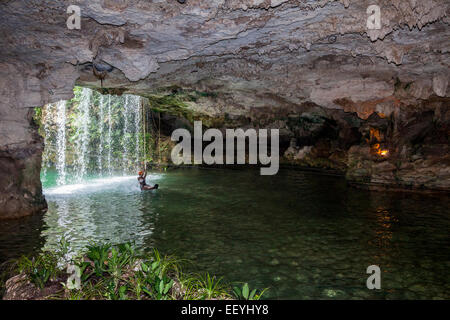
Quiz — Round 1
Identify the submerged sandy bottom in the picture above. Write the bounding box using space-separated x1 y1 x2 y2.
1 168 449 299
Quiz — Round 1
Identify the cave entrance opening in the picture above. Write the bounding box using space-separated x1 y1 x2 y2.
37 86 146 188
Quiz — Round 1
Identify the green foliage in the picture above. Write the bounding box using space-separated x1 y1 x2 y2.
104 280 128 300
86 243 111 276
17 252 59 289
12 237 70 290
144 90 216 128
6 241 267 300
74 260 93 283
191 272 230 300
29 267 51 289
137 249 178 300
72 244 178 300
196 91 218 99
39 86 149 175
140 261 174 300
38 85 224 173
33 107 43 132
233 283 268 300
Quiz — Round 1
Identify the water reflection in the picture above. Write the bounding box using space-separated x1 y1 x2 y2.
0 168 448 300
41 175 161 256
373 207 395 248
0 214 45 263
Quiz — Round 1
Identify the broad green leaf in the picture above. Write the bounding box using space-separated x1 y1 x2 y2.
249 289 257 300
242 283 249 300
159 280 164 294
233 287 242 298
164 279 174 294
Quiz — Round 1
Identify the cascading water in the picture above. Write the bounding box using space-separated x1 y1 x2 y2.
75 88 92 181
134 96 142 166
41 88 143 186
98 95 105 173
122 94 142 173
107 95 113 176
122 95 130 174
55 100 67 185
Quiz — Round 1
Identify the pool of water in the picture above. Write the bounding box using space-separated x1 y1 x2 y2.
1 168 449 299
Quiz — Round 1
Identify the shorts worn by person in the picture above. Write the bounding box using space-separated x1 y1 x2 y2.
137 170 159 191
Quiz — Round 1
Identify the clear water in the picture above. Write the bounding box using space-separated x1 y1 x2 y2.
1 168 449 299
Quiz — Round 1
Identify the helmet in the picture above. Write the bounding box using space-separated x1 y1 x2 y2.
138 171 143 176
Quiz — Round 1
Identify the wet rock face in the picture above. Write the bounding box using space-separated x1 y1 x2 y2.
0 109 47 219
0 0 449 218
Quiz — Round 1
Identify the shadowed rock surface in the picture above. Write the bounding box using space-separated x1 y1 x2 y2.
0 0 449 218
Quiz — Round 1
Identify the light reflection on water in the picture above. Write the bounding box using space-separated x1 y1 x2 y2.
41 174 163 255
1 168 449 299
44 176 141 195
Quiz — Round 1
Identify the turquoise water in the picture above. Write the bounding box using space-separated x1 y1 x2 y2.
1 168 449 299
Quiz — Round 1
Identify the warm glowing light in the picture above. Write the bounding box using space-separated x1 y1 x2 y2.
370 128 381 141
371 142 389 157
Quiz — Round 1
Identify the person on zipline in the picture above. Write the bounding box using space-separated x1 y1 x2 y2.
138 169 159 191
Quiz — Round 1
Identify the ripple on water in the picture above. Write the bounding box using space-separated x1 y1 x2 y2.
0 168 448 300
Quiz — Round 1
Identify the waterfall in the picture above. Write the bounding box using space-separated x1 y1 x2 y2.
107 95 112 176
134 96 142 168
122 95 142 173
41 87 144 185
55 100 67 185
75 88 92 181
122 95 130 174
98 95 105 173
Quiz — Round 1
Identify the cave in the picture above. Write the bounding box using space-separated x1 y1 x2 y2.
0 0 449 301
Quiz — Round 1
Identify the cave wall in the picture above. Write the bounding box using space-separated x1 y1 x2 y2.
0 0 449 218
0 63 47 219
146 89 450 192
